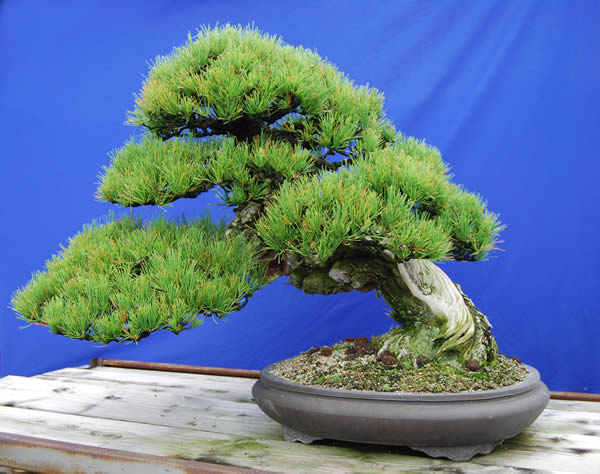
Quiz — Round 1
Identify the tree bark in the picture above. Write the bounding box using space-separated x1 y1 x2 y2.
282 254 497 366
376 260 497 365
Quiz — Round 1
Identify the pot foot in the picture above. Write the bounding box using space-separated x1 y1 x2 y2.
282 425 323 444
410 441 501 461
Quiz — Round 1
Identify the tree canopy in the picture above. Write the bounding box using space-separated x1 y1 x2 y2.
12 25 503 344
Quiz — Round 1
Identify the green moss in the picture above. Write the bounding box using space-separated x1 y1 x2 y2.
373 324 443 362
291 269 340 295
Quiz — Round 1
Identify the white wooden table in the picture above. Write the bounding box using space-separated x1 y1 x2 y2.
0 360 598 473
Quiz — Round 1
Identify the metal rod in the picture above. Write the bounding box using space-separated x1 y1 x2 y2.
0 432 262 473
90 358 261 379
549 391 600 402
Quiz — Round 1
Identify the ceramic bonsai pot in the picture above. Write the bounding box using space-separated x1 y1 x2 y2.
252 362 549 461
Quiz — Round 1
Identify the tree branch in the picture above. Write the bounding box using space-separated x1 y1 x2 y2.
106 182 216 207
264 97 301 125
312 152 356 171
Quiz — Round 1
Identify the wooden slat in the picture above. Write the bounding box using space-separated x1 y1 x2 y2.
548 398 600 413
531 410 600 437
35 368 262 404
37 366 256 389
0 376 279 439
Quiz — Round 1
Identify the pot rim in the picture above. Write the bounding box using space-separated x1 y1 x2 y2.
260 362 541 402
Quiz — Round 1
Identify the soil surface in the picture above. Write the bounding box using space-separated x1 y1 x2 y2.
271 336 528 393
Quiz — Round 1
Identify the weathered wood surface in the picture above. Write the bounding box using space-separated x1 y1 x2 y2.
0 365 599 473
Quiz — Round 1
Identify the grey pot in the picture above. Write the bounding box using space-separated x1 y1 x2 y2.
252 362 549 461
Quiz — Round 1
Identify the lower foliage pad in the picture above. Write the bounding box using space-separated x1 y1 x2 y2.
11 215 266 343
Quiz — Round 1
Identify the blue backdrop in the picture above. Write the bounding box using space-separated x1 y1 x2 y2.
1 0 599 393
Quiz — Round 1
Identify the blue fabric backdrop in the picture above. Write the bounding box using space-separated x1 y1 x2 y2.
1 0 599 393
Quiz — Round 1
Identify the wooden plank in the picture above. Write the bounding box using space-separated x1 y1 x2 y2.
532 410 600 437
2 405 595 473
2 372 257 406
37 366 257 390
0 405 234 451
504 430 600 453
35 372 260 406
548 398 600 413
0 376 280 439
473 443 599 473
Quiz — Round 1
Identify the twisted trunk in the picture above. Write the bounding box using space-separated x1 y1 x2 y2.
284 255 497 366
377 260 497 365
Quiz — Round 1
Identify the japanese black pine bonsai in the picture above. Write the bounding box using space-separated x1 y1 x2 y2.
12 25 504 376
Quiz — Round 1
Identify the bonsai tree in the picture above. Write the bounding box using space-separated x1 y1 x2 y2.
11 25 503 369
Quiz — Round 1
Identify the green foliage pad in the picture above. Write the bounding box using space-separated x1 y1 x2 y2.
11 216 267 343
129 24 392 148
257 136 503 263
97 135 315 207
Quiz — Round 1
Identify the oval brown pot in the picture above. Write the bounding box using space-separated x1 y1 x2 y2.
252 363 549 461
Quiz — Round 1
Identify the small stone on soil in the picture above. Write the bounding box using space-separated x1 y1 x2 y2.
345 336 376 357
465 359 481 372
376 350 393 361
319 347 333 356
